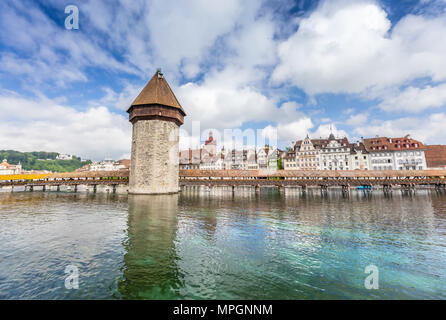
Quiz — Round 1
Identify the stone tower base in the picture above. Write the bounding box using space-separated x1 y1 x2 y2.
129 119 180 195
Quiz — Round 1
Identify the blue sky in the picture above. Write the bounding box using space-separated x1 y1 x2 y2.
1 0 446 160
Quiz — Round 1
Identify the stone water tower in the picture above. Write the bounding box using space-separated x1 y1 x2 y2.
127 69 186 194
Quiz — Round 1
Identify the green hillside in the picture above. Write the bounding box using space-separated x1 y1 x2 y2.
0 150 91 173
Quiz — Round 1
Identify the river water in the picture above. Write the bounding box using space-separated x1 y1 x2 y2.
0 189 445 299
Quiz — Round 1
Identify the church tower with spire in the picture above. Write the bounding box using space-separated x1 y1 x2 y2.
204 130 217 155
127 69 186 194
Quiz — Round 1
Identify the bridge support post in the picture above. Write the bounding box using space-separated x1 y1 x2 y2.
401 184 413 193
74 185 78 193
278 186 284 195
255 185 260 194
301 185 307 194
93 185 97 193
232 185 235 195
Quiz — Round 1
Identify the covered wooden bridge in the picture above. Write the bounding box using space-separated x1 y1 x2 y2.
0 169 445 193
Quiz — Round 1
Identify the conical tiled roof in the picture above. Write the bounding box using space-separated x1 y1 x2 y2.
129 69 185 114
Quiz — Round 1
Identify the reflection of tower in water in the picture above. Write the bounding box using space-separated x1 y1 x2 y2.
119 194 183 299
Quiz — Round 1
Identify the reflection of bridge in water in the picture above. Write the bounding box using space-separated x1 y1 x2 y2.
1 169 446 193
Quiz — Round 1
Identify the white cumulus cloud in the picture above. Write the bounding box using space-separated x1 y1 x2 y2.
271 0 446 96
352 113 446 144
379 83 446 113
0 93 131 161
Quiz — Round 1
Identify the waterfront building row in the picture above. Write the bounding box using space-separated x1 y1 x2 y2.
76 159 130 172
179 131 446 171
180 146 283 171
283 134 431 171
179 132 283 170
182 131 446 171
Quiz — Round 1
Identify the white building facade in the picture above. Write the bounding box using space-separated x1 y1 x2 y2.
56 154 73 160
246 149 259 170
200 153 225 170
0 159 22 175
295 135 320 170
89 160 126 171
320 134 351 170
283 152 297 170
364 136 427 170
349 143 370 170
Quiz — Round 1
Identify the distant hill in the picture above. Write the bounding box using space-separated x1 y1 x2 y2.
0 150 91 173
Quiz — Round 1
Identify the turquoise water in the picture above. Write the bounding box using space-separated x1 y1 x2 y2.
0 189 445 299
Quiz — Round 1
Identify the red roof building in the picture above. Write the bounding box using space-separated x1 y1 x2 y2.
363 135 425 152
363 135 427 170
